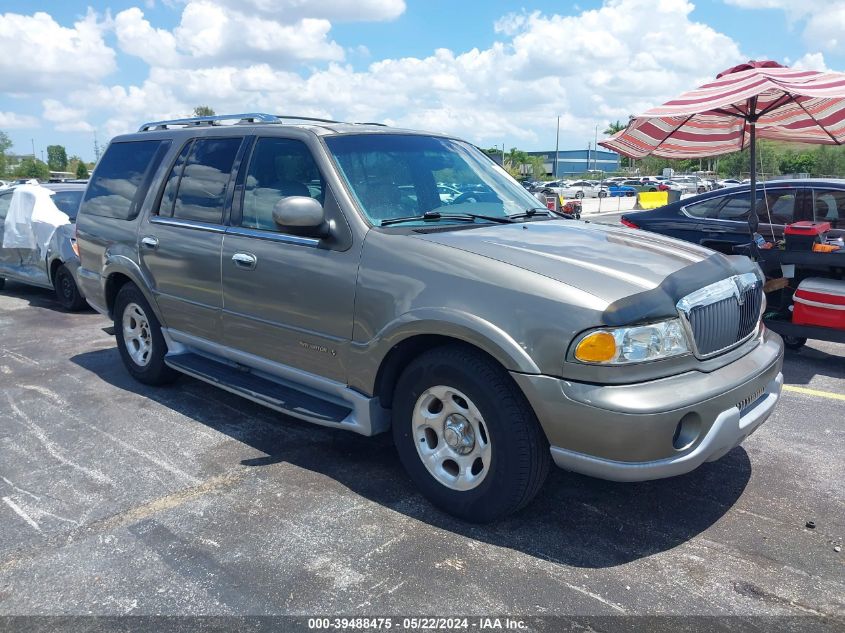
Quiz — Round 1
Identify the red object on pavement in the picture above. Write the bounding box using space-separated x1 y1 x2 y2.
792 277 845 330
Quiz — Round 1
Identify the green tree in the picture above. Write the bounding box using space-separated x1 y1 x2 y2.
505 147 529 177
0 130 12 176
193 106 215 117
527 155 547 179
779 151 816 175
13 157 50 180
75 161 89 179
603 120 626 136
47 144 68 171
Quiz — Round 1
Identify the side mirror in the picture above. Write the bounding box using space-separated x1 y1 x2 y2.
272 196 328 238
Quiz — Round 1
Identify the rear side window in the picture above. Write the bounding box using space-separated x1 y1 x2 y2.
683 196 725 218
718 195 753 220
0 191 12 221
80 140 167 220
51 190 84 220
171 138 242 224
757 189 797 225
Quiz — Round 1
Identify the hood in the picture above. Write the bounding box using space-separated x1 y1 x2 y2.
412 220 750 315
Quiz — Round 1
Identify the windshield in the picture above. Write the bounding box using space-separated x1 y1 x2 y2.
325 134 546 225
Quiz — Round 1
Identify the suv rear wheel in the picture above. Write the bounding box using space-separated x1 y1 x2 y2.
114 283 177 385
392 346 550 522
54 265 87 311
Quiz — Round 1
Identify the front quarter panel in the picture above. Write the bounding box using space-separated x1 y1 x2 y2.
347 229 609 396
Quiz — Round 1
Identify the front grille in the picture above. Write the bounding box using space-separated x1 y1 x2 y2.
677 274 763 358
736 387 765 412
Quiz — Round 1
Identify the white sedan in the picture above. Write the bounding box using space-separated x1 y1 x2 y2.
554 180 608 199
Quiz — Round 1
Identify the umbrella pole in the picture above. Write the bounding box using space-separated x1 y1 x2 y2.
748 120 760 257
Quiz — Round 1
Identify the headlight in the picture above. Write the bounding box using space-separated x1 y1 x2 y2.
573 319 690 365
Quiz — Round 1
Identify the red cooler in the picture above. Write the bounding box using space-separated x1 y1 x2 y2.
792 277 845 329
784 221 830 250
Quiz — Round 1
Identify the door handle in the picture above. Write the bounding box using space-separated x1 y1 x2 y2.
232 252 257 270
141 236 159 249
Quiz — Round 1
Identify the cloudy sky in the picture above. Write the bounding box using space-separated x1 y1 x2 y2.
1 0 844 161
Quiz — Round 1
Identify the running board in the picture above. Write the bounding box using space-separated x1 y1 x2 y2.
165 352 356 428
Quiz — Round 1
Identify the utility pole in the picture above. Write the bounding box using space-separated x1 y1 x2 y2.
31 138 36 159
93 131 101 162
554 116 560 179
593 124 599 171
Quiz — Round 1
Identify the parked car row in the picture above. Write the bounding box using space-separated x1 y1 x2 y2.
522 173 743 200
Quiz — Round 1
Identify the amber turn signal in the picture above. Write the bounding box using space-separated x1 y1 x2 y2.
574 331 617 363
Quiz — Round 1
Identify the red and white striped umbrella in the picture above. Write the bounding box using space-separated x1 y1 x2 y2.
600 61 845 159
599 60 845 237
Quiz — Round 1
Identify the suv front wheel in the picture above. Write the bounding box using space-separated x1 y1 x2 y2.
114 283 177 385
392 346 550 522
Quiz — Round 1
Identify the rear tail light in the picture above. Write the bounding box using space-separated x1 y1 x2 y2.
72 224 80 257
621 218 640 229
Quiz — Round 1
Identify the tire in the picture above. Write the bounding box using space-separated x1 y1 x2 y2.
392 345 550 523
783 336 807 350
697 186 706 194
626 191 636 197
598 191 608 198
114 283 178 385
54 264 87 311
575 191 584 199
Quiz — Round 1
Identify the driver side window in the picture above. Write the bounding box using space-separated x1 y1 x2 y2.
241 138 324 231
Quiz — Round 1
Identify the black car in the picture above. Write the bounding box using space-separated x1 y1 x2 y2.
621 179 845 254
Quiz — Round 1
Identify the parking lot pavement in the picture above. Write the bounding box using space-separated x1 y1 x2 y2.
0 281 843 621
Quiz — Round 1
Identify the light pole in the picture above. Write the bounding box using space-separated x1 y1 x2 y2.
593 124 598 171
554 116 560 179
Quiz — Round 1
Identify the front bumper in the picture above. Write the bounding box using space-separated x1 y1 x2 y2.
511 329 784 482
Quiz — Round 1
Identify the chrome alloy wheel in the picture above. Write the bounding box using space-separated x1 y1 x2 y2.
122 302 152 367
412 385 491 491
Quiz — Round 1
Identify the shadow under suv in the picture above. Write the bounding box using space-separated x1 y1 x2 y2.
75 113 784 522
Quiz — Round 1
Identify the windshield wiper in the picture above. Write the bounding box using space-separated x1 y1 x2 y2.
508 208 554 221
380 210 513 227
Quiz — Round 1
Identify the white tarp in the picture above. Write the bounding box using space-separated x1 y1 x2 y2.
2 184 70 256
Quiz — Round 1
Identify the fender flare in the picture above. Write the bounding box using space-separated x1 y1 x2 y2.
101 254 165 323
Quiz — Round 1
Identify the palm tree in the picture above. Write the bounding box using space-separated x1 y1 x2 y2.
603 120 626 136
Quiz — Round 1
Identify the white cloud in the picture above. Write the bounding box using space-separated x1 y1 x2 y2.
0 111 39 129
792 52 829 72
114 2 344 68
80 0 745 150
0 9 115 92
42 99 94 133
114 7 179 67
213 0 405 21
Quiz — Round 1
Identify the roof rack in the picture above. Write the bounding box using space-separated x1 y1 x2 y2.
138 113 280 132
274 115 388 127
274 114 342 124
137 112 390 132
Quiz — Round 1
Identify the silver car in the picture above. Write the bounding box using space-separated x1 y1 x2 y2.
0 182 88 310
75 113 784 522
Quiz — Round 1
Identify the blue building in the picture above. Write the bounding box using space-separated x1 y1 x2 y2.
526 149 620 175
